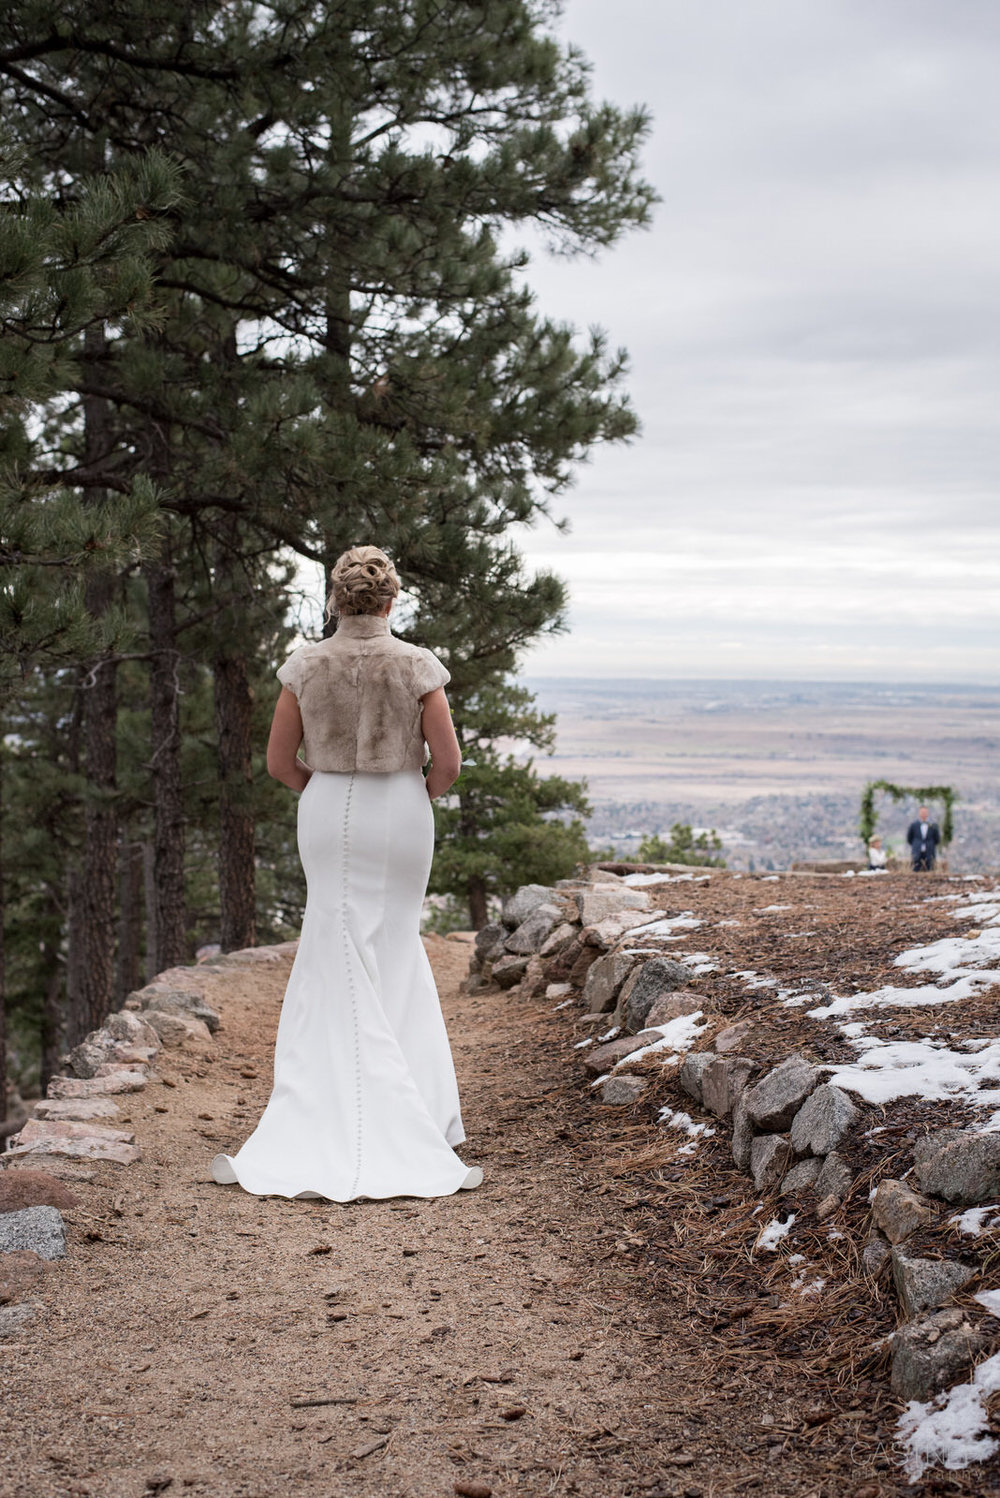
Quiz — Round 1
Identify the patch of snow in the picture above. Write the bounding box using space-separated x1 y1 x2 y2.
626 913 704 938
761 875 780 882
787 1253 806 1266
734 970 778 990
615 1011 710 1070
842 870 856 878
828 1036 1000 1108
758 903 795 912
598 1026 620 1041
790 1270 825 1297
975 1289 1000 1316
951 1207 1000 1237
953 904 1000 924
589 1073 610 1088
553 998 574 1010
657 1106 716 1141
757 1215 796 1252
682 952 719 974
573 1037 595 1049
622 871 709 886
827 1228 844 1240
808 977 992 1021
716 919 741 927
894 926 1000 982
897 1352 1000 1481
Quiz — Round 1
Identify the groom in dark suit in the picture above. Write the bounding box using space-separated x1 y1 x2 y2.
907 806 940 871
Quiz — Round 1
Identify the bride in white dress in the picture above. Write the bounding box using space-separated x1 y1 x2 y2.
211 546 483 1201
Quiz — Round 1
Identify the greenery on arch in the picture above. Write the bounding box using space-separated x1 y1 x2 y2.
859 780 957 848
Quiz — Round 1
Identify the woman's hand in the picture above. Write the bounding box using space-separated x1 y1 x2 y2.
267 688 313 792
420 687 462 800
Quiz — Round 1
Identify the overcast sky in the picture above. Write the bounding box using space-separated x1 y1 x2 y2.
513 0 1000 681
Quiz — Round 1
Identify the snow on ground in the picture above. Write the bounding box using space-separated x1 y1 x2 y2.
626 913 704 939
807 977 993 1020
897 1352 1000 1482
757 1215 796 1252
826 1036 1000 1112
621 872 712 887
682 953 720 974
950 1206 1000 1236
614 1011 710 1070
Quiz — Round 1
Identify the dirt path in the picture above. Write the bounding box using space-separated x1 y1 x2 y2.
1 938 932 1498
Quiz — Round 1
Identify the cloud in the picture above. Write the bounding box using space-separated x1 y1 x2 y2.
512 0 1000 679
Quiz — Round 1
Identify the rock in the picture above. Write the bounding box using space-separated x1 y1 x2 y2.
731 1096 754 1171
814 1151 853 1202
0 1205 66 1260
33 1098 120 1123
474 923 506 965
142 1010 213 1047
863 1232 891 1276
715 1020 755 1054
568 946 601 987
93 1062 149 1079
501 885 556 930
744 1055 819 1132
505 903 563 955
66 1036 116 1079
545 983 573 1000
750 1135 792 1193
616 956 692 1034
872 1178 936 1244
575 886 651 927
490 955 529 989
701 1056 757 1120
789 1085 858 1157
644 990 705 1027
9 1120 140 1165
815 1194 840 1222
600 1075 647 1106
0 1304 39 1338
138 993 220 1033
679 1051 715 1106
583 1031 663 1077
891 1249 976 1318
780 1157 823 1196
104 1010 160 1047
582 910 659 951
581 950 643 1016
47 1071 147 1099
539 923 579 960
0 1170 79 1214
890 1308 991 1401
518 955 546 999
913 1129 1000 1206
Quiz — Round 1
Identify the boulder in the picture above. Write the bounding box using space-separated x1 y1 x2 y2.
599 1075 647 1107
0 1170 79 1214
715 1020 755 1054
872 1178 936 1244
780 1157 823 1196
815 1151 853 1203
66 1035 116 1079
575 886 651 927
9 1120 140 1165
750 1134 792 1193
0 1304 39 1338
0 1205 66 1260
545 983 573 1001
744 1055 819 1132
913 1129 1000 1205
731 1096 754 1171
581 950 643 1016
104 1010 160 1047
616 957 692 1034
644 990 705 1028
891 1249 976 1318
583 1030 663 1077
890 1308 991 1401
46 1070 147 1099
501 885 556 931
701 1056 757 1120
582 910 660 951
863 1232 892 1277
138 993 220 1033
679 1051 715 1107
568 946 602 987
789 1085 858 1157
36 1097 122 1124
142 1010 213 1047
474 922 506 965
505 903 563 955
491 955 529 989
518 955 547 999
539 923 579 960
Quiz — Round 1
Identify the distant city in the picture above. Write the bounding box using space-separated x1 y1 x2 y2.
520 678 1000 873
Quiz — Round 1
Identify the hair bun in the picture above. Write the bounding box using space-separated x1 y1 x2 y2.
328 545 401 617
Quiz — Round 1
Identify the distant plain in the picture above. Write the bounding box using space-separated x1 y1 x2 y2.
523 679 1000 872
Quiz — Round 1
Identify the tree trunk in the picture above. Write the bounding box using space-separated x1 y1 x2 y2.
142 841 158 983
214 647 256 952
39 932 64 1099
0 752 7 1124
467 875 489 932
115 838 144 1002
65 863 87 1047
146 557 187 969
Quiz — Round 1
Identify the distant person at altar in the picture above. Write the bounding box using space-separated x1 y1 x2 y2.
867 836 887 872
907 806 940 872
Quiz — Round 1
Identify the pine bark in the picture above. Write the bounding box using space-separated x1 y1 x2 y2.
214 646 256 952
0 753 7 1124
115 838 144 1001
146 558 187 969
467 875 489 932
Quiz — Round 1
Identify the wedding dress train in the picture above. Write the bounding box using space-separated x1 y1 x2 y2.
211 769 480 1201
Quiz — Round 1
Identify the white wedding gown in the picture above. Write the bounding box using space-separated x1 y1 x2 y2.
211 769 480 1201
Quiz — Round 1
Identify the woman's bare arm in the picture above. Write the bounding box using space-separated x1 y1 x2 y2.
267 688 312 792
421 687 462 800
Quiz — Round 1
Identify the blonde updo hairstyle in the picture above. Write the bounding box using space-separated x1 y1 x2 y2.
327 545 401 619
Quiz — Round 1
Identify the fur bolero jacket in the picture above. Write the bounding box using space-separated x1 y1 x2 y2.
277 614 450 774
